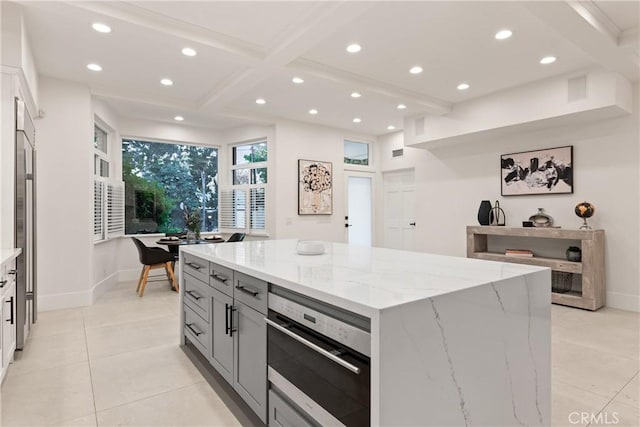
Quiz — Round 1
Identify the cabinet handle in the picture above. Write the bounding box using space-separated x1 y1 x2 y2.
185 290 202 301
226 305 237 337
7 297 14 324
186 262 202 270
210 273 228 284
225 303 230 335
235 285 259 297
8 270 16 275
185 323 202 337
0 280 6 288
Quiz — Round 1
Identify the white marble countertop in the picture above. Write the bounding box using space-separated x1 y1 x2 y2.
181 239 547 316
0 248 21 266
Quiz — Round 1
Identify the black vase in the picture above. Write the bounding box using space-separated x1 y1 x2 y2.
477 200 492 226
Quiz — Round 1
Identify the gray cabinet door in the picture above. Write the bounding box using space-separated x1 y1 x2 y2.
233 301 267 423
210 288 233 385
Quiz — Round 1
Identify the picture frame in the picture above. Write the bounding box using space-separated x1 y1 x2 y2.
501 146 573 196
298 159 333 215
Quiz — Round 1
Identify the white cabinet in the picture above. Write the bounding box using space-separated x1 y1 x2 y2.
0 252 18 383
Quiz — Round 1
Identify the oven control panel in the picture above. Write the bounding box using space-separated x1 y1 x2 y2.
269 293 370 357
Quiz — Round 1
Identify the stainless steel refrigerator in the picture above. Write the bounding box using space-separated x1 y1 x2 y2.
15 98 36 350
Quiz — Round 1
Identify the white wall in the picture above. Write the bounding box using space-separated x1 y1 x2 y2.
36 76 93 310
376 89 640 311
274 119 374 242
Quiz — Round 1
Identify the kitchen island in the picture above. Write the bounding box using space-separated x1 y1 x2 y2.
179 239 550 426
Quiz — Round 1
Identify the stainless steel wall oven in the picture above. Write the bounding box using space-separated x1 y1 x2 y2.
266 286 371 427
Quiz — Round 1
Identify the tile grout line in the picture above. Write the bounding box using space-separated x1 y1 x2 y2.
94 380 207 416
587 370 639 427
81 310 100 427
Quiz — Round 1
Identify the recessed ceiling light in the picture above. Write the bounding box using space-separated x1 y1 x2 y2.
160 78 173 86
409 66 423 75
308 109 318 115
292 77 304 84
255 98 266 105
350 92 361 98
174 116 184 121
346 43 361 53
92 23 111 33
540 56 557 65
87 63 102 72
457 83 470 91
397 104 407 110
387 125 396 130
353 118 361 123
495 29 512 40
181 47 197 57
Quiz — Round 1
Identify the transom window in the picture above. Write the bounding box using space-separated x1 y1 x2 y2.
344 140 370 166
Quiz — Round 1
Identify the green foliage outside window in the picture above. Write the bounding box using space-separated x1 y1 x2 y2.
122 139 218 234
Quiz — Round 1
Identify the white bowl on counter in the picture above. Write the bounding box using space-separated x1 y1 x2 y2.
296 240 326 255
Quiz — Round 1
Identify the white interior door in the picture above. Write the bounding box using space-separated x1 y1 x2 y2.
346 175 372 246
383 169 415 250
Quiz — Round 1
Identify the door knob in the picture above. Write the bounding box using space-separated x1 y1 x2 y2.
409 222 416 226
345 224 353 228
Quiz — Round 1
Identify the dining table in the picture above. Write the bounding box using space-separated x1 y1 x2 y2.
156 237 226 258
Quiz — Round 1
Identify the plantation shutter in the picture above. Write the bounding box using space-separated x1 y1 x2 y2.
250 188 265 231
219 189 247 229
94 180 104 240
107 181 125 237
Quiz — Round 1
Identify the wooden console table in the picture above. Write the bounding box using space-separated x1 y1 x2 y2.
466 226 605 310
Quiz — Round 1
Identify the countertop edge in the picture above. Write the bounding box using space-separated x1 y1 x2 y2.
0 248 22 266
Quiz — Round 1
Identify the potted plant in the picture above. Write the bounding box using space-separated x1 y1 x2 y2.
182 204 201 240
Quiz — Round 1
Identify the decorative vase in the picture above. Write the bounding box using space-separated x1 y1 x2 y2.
529 208 553 227
490 201 506 226
186 231 196 241
566 246 582 262
477 200 492 226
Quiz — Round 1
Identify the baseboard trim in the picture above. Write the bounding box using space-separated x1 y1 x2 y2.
606 292 640 312
91 271 119 304
37 290 92 312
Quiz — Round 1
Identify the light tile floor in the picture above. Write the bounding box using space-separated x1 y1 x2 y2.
1 281 638 426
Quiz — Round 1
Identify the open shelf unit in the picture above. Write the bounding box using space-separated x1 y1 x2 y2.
467 226 605 310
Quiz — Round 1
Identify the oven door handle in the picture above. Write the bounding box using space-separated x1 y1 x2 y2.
265 318 360 375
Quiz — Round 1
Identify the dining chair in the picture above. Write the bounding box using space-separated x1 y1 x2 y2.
226 232 246 242
131 237 178 296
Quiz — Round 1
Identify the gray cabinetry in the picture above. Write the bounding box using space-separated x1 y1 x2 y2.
234 300 267 421
181 256 267 423
268 390 315 427
210 287 233 384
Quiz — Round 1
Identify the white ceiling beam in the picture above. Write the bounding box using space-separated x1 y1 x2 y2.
289 59 452 115
65 1 263 65
523 1 639 82
89 84 198 111
197 1 375 111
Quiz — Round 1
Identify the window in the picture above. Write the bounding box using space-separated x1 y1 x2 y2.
220 141 267 233
94 125 109 178
93 121 124 241
344 140 369 166
122 139 218 235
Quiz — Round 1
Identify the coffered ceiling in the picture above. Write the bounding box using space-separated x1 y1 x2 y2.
19 1 640 136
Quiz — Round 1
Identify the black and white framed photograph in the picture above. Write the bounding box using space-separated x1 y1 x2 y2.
501 146 573 196
298 159 333 215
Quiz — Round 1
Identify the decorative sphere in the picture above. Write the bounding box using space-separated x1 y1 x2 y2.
575 202 595 218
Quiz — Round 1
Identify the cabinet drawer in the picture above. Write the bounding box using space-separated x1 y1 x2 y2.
183 253 209 284
268 389 315 427
183 275 211 322
209 262 233 297
234 272 268 315
184 305 210 359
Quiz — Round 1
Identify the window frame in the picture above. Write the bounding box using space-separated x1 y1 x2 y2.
343 138 375 172
120 136 221 236
220 139 268 236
